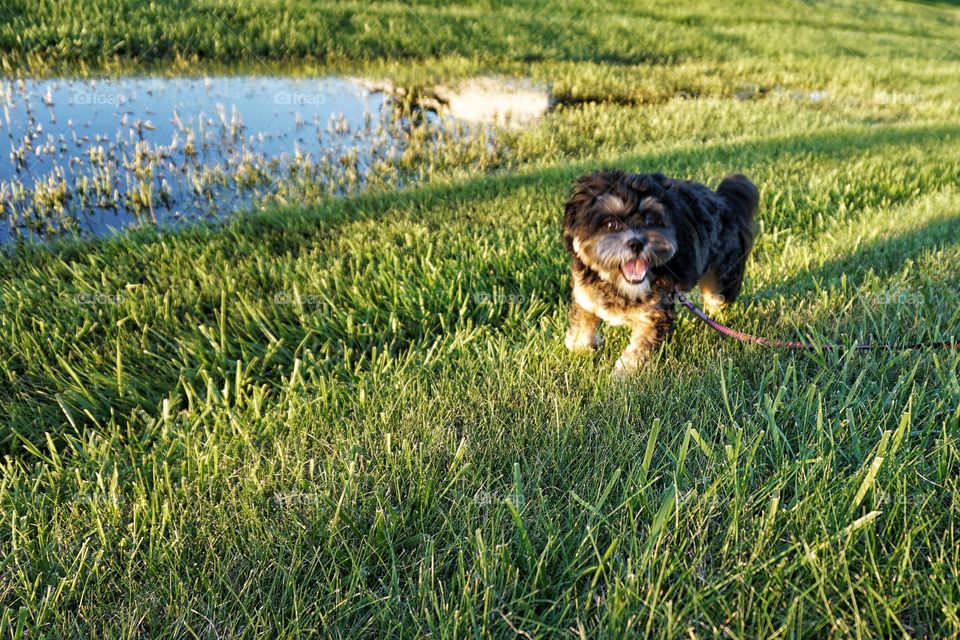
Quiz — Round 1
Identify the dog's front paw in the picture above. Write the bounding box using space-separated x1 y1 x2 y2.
702 292 728 313
612 345 657 378
611 354 641 379
565 331 602 352
611 363 633 380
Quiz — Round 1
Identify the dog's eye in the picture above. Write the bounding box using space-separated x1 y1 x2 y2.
604 218 623 231
644 215 661 227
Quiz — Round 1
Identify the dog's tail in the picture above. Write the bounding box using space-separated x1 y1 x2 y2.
717 174 758 223
717 174 759 251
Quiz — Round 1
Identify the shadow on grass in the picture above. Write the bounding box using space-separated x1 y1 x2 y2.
722 212 960 354
2 122 960 457
4 121 960 271
754 213 960 301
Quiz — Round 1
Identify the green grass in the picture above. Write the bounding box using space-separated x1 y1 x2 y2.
5 0 960 105
3 0 960 637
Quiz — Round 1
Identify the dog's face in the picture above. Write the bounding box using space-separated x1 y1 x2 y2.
564 171 682 295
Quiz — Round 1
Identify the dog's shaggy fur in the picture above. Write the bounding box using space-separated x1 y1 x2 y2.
562 170 758 375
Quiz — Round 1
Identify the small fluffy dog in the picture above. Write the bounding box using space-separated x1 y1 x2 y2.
562 170 758 375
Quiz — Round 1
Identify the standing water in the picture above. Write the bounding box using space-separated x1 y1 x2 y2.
0 76 483 243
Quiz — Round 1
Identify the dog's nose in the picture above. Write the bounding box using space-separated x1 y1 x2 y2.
627 238 645 254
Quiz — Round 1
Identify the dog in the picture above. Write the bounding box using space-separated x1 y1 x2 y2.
562 170 758 375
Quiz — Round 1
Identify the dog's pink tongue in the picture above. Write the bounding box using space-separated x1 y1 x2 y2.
622 258 648 282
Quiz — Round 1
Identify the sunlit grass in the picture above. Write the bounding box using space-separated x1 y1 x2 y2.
2 0 960 637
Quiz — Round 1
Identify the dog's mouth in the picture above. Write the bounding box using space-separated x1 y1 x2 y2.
620 257 649 284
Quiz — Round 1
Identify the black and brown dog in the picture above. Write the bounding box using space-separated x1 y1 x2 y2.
562 170 758 375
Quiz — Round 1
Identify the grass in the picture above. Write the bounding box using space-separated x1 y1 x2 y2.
3 0 960 637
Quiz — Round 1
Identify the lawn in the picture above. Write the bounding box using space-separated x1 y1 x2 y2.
2 0 960 637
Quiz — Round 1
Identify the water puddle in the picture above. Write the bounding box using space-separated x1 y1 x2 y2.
0 75 488 243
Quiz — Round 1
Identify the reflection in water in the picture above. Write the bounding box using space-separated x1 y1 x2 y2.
0 76 494 242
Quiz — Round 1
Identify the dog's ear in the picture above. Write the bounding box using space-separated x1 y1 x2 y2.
563 174 596 253
564 172 598 232
564 170 622 232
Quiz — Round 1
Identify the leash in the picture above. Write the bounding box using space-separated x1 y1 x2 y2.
674 290 960 352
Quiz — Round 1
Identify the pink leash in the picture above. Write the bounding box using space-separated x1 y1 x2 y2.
674 290 960 352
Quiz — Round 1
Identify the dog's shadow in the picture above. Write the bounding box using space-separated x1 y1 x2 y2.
750 213 960 302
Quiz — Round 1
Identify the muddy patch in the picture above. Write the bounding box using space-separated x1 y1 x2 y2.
359 76 553 128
